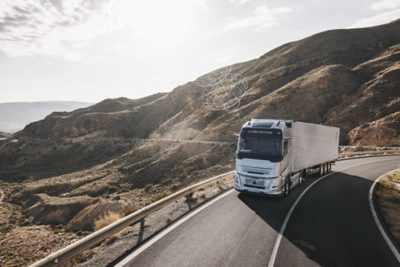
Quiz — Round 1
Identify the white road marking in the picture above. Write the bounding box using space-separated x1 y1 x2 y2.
267 161 388 267
117 156 400 267
115 189 235 267
369 170 400 264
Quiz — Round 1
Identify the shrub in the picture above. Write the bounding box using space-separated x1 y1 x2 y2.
94 211 122 231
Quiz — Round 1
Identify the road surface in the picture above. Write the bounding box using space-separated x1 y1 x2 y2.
116 156 400 267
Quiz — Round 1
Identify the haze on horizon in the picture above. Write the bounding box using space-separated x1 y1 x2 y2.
1 0 400 103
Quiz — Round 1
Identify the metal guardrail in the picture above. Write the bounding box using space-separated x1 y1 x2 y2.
30 151 400 266
339 150 400 157
30 171 235 267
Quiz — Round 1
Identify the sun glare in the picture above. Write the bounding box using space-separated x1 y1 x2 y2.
120 1 194 46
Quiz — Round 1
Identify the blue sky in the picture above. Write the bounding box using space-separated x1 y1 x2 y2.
1 0 400 102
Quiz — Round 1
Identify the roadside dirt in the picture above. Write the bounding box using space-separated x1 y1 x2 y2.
375 169 400 246
78 173 234 267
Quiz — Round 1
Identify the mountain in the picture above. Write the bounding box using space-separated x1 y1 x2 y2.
0 101 92 133
0 20 399 238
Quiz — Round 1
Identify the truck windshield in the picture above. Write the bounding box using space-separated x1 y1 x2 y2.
237 129 283 162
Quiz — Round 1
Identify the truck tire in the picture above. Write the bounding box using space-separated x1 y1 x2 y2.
282 177 290 197
322 163 327 175
299 171 304 185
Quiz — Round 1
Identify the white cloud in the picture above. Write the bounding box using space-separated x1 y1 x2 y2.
370 0 400 10
0 0 116 60
193 0 211 9
0 0 200 60
349 8 400 28
229 0 252 4
223 5 293 31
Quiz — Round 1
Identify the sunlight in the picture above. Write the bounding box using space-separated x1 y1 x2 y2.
120 0 194 46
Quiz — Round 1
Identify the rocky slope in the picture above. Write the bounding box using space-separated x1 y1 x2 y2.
0 20 400 265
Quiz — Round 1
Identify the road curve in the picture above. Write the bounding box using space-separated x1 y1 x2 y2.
117 156 400 267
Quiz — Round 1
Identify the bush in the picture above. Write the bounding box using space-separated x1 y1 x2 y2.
93 211 122 231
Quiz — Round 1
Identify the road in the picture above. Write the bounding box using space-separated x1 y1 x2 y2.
116 156 400 267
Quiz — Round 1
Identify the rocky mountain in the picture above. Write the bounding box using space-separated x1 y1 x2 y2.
0 20 399 250
2 20 398 178
0 101 92 133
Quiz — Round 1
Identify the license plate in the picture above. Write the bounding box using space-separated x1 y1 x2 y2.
245 178 264 186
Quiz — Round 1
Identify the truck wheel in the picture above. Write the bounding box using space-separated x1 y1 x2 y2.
282 178 290 197
321 163 326 176
299 172 304 185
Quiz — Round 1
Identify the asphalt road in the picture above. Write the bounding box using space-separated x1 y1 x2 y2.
117 156 400 267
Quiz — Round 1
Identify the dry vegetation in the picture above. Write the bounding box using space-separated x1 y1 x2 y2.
375 169 400 244
94 211 122 231
0 20 400 266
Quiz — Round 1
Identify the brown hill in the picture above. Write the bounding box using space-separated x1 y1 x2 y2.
0 20 399 243
1 20 400 180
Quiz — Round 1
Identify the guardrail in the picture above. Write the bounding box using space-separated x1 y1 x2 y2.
30 171 235 267
30 151 400 266
339 149 400 157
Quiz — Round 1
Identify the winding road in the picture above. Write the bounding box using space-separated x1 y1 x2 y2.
116 156 400 267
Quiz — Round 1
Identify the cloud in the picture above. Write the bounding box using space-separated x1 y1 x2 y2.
369 0 400 10
0 0 116 60
229 0 252 4
0 0 209 60
349 8 400 28
193 0 211 9
223 5 293 31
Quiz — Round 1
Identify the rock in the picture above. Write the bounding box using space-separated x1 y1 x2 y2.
348 112 400 146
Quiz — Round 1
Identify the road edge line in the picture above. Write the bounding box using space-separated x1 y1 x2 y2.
267 162 380 267
267 172 333 267
369 170 400 264
115 189 235 266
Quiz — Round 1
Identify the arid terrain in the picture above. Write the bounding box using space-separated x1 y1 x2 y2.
0 20 400 266
375 169 400 248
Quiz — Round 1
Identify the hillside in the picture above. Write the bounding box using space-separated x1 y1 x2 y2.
0 101 92 133
0 20 400 265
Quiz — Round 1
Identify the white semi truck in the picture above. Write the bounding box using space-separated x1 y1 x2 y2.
234 119 340 197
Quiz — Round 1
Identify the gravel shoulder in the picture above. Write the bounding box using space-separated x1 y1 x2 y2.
375 169 400 248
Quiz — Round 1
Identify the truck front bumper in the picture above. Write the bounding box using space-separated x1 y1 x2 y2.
234 172 283 196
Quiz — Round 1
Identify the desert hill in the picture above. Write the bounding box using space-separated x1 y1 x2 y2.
0 20 399 252
1 20 400 180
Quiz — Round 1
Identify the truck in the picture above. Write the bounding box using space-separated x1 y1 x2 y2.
234 119 340 197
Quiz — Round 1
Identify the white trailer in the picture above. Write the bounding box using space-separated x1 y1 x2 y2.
234 119 339 197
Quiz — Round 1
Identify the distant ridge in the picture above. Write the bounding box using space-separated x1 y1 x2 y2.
0 101 92 133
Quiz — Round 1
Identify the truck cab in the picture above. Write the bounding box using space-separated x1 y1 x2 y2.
234 119 301 196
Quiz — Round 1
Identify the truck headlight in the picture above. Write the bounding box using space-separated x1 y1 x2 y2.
234 173 241 184
270 176 281 189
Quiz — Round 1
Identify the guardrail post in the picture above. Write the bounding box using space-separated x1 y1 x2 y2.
136 218 145 245
185 192 194 210
29 171 235 267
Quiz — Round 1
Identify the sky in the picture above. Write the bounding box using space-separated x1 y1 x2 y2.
1 0 400 103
